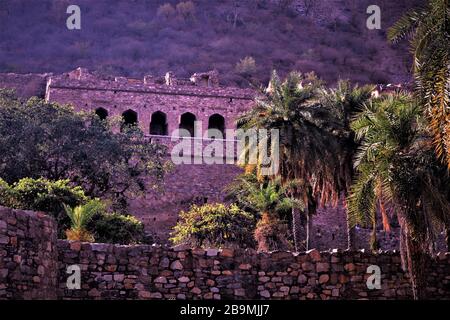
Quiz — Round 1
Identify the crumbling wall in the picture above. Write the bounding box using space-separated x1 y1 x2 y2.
0 207 58 299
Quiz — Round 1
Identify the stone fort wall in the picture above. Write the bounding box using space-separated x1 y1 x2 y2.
43 68 256 241
0 72 50 98
1 207 449 300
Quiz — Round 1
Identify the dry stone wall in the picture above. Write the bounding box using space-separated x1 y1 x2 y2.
0 206 58 299
1 208 449 300
57 242 449 300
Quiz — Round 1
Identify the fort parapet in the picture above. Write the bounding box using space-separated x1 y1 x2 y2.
45 68 255 139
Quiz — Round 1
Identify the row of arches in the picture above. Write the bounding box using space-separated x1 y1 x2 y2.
94 108 226 138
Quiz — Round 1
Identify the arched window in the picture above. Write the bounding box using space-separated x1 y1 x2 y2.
122 109 138 131
208 114 225 138
179 112 196 137
150 111 168 136
95 107 108 120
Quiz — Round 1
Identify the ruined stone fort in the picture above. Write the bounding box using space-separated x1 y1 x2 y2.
0 68 416 250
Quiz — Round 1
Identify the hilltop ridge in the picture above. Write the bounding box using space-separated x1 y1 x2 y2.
0 0 423 87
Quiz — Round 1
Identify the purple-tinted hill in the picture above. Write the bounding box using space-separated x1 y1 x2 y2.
0 0 423 87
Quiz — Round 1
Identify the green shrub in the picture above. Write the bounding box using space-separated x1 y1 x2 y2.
0 178 87 237
0 177 145 244
0 178 12 207
171 203 256 248
88 212 145 244
65 199 105 242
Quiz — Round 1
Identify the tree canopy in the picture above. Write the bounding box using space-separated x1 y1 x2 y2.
0 89 169 211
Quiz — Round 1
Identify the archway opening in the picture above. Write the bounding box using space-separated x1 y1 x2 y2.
95 107 108 120
150 111 168 136
122 109 138 131
208 114 225 139
179 112 196 137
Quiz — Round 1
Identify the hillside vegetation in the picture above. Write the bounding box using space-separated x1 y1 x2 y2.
0 0 422 86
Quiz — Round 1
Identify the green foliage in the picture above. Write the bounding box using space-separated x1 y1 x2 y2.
171 203 256 248
0 177 145 244
157 3 176 19
237 72 373 250
388 0 450 168
348 92 450 248
176 1 196 20
225 173 301 218
64 200 104 242
225 172 303 251
0 178 12 205
88 212 145 245
0 177 87 237
64 199 104 230
238 71 354 208
0 93 168 211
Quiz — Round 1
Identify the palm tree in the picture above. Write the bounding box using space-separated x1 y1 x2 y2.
319 80 374 250
238 71 359 251
64 199 104 242
248 180 298 251
225 173 303 251
388 0 450 169
348 92 450 299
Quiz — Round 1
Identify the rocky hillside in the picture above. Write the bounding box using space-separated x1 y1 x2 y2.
0 0 423 87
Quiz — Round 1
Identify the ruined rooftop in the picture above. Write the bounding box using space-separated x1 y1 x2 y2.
47 68 255 100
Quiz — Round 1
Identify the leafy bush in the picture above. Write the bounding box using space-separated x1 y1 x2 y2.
0 178 87 237
0 177 145 244
176 1 196 21
88 212 145 244
0 93 167 212
0 178 12 206
171 203 256 248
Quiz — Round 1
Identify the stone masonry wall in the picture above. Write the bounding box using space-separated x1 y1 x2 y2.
1 208 449 300
57 241 450 300
0 73 50 98
0 206 58 299
130 162 243 241
45 69 254 136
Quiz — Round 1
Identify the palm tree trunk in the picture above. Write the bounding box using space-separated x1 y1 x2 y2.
306 210 312 251
399 218 427 300
346 213 356 251
370 215 379 251
291 207 302 252
405 231 427 300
